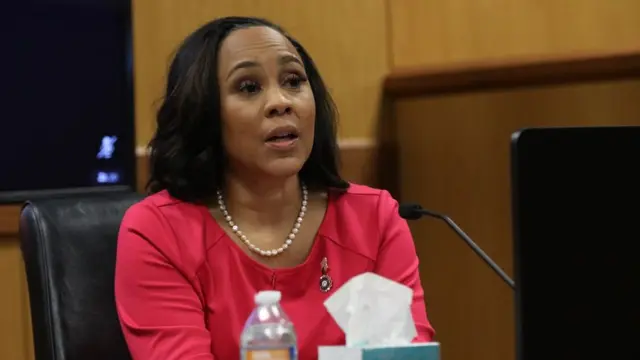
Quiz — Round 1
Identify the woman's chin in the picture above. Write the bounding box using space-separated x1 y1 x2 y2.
261 157 305 178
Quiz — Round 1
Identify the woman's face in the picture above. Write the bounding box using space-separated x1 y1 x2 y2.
217 26 316 180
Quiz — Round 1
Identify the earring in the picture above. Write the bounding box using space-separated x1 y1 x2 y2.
319 257 333 292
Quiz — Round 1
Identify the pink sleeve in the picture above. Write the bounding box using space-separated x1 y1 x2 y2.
114 204 215 360
373 190 436 342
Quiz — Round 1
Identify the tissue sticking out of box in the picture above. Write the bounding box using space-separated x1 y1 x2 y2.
323 272 418 347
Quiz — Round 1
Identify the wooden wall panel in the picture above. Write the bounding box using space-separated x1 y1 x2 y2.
389 0 640 67
0 228 33 360
394 79 640 360
133 0 389 146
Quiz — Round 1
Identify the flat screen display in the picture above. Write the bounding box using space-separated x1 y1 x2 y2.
0 0 135 203
511 126 640 359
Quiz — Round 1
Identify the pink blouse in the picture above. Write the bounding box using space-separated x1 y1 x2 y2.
115 183 435 359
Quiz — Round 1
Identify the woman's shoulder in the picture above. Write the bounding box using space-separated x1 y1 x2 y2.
322 183 403 255
331 182 399 213
122 190 202 226
119 190 217 265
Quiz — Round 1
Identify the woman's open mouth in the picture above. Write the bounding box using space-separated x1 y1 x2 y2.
264 127 300 150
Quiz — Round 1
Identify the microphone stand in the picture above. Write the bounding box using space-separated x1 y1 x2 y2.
410 206 515 290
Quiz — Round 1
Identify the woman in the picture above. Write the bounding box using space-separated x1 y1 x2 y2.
115 16 434 359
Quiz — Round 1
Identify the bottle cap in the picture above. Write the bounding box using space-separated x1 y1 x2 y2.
254 290 281 305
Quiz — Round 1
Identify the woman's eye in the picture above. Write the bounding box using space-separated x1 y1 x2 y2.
283 74 307 89
239 80 261 94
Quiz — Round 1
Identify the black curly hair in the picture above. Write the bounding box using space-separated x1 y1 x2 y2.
147 16 349 203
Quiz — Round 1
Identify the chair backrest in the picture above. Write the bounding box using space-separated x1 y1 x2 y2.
20 192 143 360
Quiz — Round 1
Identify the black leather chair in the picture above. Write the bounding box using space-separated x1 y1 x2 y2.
19 193 143 360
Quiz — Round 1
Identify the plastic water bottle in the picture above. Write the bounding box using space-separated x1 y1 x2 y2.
240 290 298 360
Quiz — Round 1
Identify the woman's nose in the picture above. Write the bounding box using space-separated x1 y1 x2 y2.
264 87 293 118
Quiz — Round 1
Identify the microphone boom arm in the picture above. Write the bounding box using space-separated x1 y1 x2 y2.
420 208 516 289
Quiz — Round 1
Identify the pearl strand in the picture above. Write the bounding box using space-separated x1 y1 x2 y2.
216 183 308 257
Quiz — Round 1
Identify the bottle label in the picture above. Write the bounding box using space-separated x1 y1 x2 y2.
245 347 295 360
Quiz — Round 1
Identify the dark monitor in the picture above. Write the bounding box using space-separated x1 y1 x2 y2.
0 0 135 203
511 126 640 359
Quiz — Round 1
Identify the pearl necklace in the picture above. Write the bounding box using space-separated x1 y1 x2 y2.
215 183 308 257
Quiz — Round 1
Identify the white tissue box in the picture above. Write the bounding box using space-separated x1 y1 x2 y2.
318 342 440 360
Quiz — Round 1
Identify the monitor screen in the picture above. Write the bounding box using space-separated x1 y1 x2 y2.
0 0 135 203
511 126 640 359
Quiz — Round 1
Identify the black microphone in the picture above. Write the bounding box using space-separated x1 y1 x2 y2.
399 203 515 289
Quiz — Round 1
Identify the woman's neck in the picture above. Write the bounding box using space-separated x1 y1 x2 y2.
220 173 302 228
